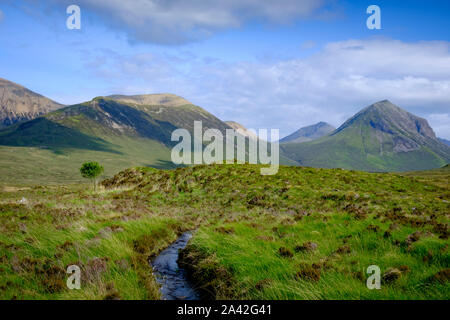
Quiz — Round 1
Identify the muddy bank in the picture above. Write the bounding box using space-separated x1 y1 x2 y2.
178 243 236 300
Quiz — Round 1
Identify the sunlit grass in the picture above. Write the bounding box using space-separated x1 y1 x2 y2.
0 164 448 300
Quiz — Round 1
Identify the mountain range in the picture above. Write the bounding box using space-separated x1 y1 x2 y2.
0 92 233 183
281 100 450 172
0 78 449 183
0 82 294 183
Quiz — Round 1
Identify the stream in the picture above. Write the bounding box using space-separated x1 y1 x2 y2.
150 232 200 300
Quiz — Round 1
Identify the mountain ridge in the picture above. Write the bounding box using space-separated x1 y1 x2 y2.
0 94 229 182
106 93 192 107
0 78 63 127
225 121 259 140
281 100 450 172
280 121 335 144
0 90 295 183
0 77 448 178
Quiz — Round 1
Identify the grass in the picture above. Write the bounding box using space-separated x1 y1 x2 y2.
185 214 448 299
0 184 191 300
0 135 174 186
0 164 448 300
401 164 450 189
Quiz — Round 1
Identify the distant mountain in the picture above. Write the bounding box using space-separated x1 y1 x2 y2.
281 100 450 172
280 122 335 144
0 90 295 183
438 138 450 146
0 94 232 152
0 78 63 127
0 93 233 182
225 121 258 140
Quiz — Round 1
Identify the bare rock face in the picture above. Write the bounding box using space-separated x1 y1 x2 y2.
0 78 63 127
225 121 259 140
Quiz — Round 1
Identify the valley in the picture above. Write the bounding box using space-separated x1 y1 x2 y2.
1 0 449 305
0 78 448 300
1 79 449 185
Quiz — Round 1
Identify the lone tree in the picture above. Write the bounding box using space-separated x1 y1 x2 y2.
80 161 104 191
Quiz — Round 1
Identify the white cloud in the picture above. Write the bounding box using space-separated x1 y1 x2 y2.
83 39 450 139
45 0 327 44
0 10 4 22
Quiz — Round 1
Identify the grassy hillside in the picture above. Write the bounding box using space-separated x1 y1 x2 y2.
0 164 448 299
401 164 450 189
0 97 185 184
0 96 296 184
280 122 335 144
0 136 174 185
281 101 450 172
282 124 448 172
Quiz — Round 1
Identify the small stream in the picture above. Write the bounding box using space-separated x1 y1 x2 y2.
151 232 200 300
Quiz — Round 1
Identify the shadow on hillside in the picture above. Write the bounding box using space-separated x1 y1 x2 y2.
0 118 121 155
146 159 186 170
97 99 179 147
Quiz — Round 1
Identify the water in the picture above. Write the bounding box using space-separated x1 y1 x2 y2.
151 232 200 300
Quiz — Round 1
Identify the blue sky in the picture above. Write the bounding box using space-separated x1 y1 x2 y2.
0 0 449 138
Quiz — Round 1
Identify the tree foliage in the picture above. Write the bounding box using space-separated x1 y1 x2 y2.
80 161 104 190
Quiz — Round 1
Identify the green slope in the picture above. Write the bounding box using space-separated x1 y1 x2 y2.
280 122 335 144
99 164 448 300
0 94 295 184
0 136 174 185
0 95 217 184
0 117 118 153
1 164 448 300
281 100 450 172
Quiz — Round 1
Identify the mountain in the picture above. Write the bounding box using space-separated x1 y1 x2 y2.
0 94 234 183
106 93 192 107
0 94 236 149
225 121 258 140
438 138 450 146
280 122 335 144
0 78 63 127
0 91 295 184
281 100 450 172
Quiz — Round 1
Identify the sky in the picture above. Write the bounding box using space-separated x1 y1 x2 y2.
0 0 449 139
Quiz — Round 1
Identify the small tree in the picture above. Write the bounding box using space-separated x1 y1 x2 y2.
80 161 104 191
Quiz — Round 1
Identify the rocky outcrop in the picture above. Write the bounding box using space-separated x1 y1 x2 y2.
0 78 63 127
